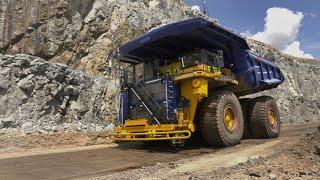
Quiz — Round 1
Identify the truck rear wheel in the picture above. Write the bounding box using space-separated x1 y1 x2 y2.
199 90 244 147
249 96 281 138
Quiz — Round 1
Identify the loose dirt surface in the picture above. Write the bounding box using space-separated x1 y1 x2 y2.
0 131 112 154
200 132 320 180
0 123 318 180
96 127 319 180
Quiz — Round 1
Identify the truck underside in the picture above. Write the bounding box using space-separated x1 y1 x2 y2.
111 18 284 147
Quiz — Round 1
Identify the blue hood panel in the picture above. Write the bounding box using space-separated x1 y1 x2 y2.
119 18 249 63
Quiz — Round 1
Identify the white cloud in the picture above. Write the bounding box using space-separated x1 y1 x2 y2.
191 5 201 12
251 7 313 59
284 41 313 58
252 7 303 50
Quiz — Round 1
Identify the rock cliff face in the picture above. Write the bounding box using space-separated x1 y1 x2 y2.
0 0 319 134
0 54 118 134
0 0 208 75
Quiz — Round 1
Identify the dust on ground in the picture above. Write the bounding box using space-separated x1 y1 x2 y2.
195 132 320 180
96 131 320 180
0 131 112 154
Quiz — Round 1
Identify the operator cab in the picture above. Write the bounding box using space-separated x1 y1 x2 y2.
181 49 224 69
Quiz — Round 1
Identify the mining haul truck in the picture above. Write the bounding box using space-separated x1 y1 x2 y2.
111 18 284 147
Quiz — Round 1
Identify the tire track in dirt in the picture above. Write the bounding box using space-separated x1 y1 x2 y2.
0 122 318 180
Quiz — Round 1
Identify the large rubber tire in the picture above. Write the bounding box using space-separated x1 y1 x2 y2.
248 96 281 139
199 90 244 147
240 98 252 139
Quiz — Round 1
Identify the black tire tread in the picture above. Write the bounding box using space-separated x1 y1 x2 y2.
249 96 280 139
199 90 244 147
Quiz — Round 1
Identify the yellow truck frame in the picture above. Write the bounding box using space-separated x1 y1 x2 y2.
111 63 238 141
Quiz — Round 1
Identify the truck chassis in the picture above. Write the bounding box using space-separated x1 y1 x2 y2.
111 18 284 147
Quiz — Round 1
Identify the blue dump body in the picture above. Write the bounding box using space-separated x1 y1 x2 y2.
119 18 284 96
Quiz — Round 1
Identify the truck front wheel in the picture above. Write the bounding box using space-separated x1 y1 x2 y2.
249 96 281 139
199 90 244 147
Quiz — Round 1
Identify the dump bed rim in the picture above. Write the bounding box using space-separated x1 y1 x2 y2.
118 18 250 63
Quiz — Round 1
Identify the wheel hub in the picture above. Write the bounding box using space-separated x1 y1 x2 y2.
224 105 238 132
268 108 277 128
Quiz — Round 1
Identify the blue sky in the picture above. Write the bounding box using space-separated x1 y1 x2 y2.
183 0 320 58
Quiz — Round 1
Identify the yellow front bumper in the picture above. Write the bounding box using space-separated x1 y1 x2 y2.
110 130 191 141
110 119 192 141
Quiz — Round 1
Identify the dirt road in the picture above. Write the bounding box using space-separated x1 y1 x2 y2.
0 123 318 180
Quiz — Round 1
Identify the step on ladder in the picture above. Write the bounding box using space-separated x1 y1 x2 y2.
165 77 178 123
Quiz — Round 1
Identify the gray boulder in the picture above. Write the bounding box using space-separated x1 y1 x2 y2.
0 54 119 132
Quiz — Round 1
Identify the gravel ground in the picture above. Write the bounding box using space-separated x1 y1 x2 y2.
196 132 320 180
0 131 112 154
0 123 318 179
94 131 320 180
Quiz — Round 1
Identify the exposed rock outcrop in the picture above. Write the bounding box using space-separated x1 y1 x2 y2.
0 54 118 134
0 0 209 75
